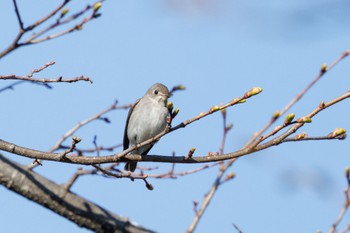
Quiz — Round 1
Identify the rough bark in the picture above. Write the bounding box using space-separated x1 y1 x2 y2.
0 154 155 233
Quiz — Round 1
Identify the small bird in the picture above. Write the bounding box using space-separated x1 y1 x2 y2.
123 83 170 172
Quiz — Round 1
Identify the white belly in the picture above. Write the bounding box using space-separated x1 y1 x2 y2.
127 99 168 153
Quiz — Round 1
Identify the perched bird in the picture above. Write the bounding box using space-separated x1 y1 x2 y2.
123 83 170 172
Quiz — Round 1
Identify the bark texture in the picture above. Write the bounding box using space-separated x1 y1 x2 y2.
0 154 154 233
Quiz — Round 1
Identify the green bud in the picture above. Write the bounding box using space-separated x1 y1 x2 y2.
167 101 173 110
210 105 220 112
61 8 69 17
172 108 179 118
320 63 327 73
297 116 312 123
272 111 280 120
284 113 295 124
176 85 186 90
329 128 346 138
295 132 307 139
245 87 263 98
93 2 102 12
250 87 263 95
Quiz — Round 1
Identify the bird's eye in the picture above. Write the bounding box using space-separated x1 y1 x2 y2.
154 90 159 95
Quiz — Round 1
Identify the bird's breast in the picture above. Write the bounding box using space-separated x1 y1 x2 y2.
127 102 168 145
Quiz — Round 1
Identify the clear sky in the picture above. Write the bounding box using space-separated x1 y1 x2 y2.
1 0 350 232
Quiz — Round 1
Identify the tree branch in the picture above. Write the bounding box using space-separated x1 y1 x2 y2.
0 0 103 59
0 61 93 84
13 0 24 30
328 167 350 233
0 153 154 233
245 50 350 148
0 89 348 166
0 74 92 83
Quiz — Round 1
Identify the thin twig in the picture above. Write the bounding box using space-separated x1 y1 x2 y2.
1 74 92 83
27 0 71 31
186 51 350 232
60 143 123 155
28 61 55 77
0 61 93 84
27 101 127 170
13 0 24 30
92 164 146 179
186 108 235 233
1 89 349 165
51 101 127 152
245 50 350 149
0 0 103 59
146 163 219 179
59 136 81 159
62 167 96 191
329 167 350 233
233 223 244 233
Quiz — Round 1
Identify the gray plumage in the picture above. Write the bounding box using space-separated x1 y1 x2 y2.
123 83 169 172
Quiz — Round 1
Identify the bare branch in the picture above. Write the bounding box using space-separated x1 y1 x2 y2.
233 223 244 233
0 87 263 165
0 153 154 233
13 0 24 30
50 101 128 152
0 74 92 83
328 167 350 233
0 61 93 84
59 136 81 160
1 0 103 59
0 89 349 166
0 80 53 93
62 167 96 191
27 61 55 77
186 107 236 233
187 171 223 233
245 50 350 148
92 164 147 180
61 143 123 155
145 163 219 179
27 0 71 31
27 101 126 170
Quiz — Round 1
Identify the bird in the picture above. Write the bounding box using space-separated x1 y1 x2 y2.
123 83 170 172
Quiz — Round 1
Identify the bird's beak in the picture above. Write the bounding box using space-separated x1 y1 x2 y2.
161 93 169 99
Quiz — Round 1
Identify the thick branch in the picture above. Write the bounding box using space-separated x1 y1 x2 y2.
0 154 154 233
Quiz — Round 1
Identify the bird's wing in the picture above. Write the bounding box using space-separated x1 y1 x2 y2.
141 144 154 156
123 98 141 150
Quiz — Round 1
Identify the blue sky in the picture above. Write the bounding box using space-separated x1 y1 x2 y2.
1 0 350 232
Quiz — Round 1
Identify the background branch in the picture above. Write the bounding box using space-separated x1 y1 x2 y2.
0 0 103 59
328 167 350 233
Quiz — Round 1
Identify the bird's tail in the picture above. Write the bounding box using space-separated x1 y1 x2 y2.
124 162 137 172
